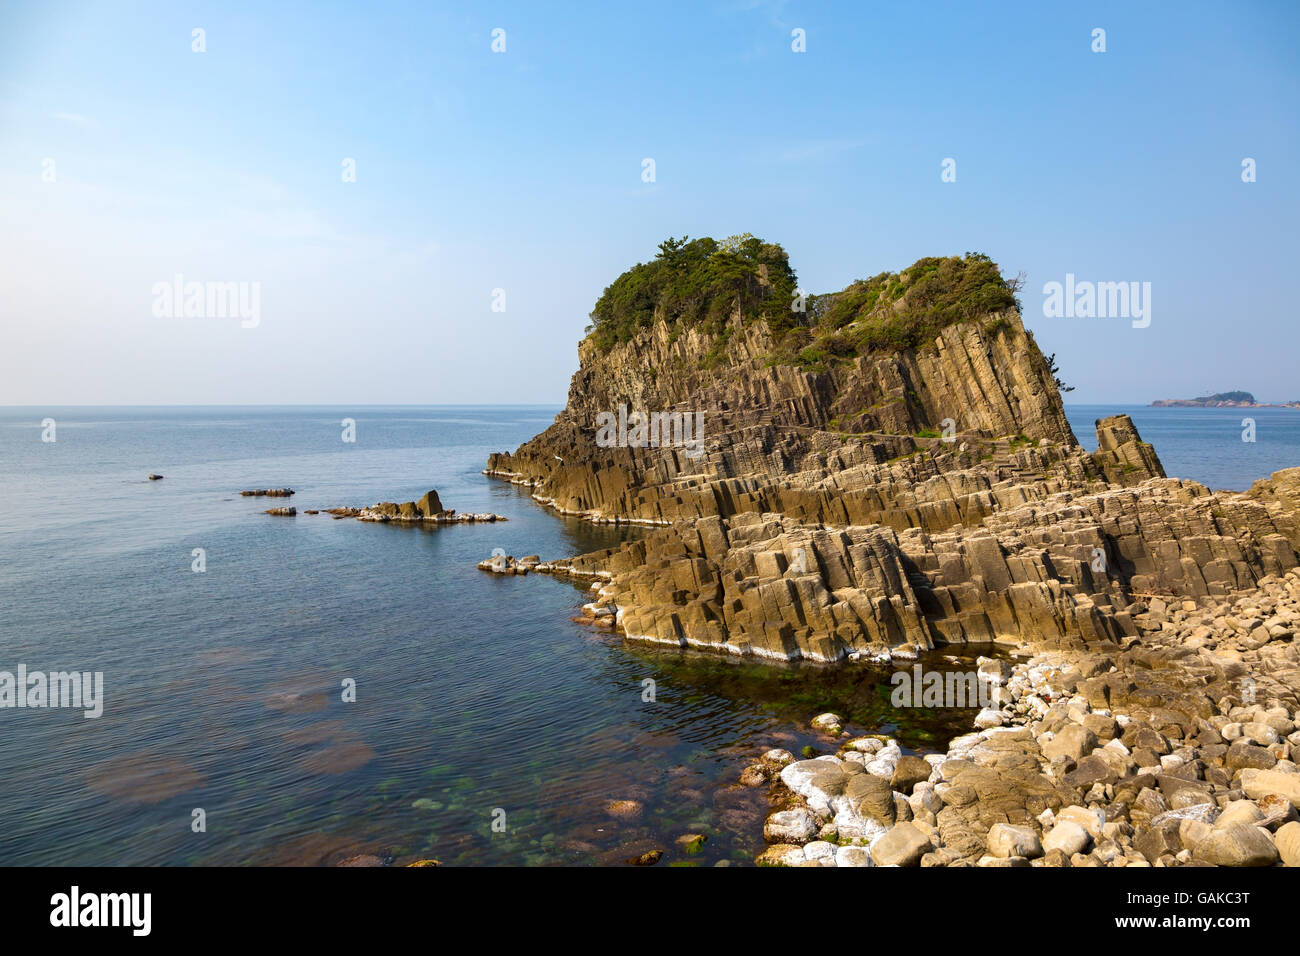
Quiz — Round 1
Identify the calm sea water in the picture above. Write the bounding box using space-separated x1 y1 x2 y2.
3 404 1293 866
1066 404 1300 491
0 406 982 867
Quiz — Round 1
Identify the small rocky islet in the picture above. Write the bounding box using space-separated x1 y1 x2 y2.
474 240 1300 866
246 487 506 523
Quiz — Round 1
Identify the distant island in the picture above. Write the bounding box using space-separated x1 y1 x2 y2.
1152 391 1300 408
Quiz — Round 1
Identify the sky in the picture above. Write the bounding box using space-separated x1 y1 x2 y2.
1 0 1297 405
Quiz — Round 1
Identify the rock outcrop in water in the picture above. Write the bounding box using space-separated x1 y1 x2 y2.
256 489 506 523
357 489 505 523
484 241 1300 665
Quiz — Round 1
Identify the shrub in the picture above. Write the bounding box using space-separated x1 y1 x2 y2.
587 235 799 351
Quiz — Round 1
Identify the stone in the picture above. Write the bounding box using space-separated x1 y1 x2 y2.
756 844 806 867
986 823 1043 859
869 822 932 867
1083 713 1119 741
891 755 933 794
1214 800 1264 829
675 833 707 855
1226 742 1277 771
1240 769 1300 806
835 845 874 867
1274 821 1300 866
415 489 445 516
1259 793 1299 828
1042 820 1091 856
1057 805 1105 839
1179 818 1212 851
1242 722 1280 746
606 799 644 819
1043 724 1099 763
1135 825 1179 863
470 245 1300 872
763 809 818 844
1194 824 1279 867
1065 754 1119 789
812 712 844 734
801 840 836 863
845 771 897 826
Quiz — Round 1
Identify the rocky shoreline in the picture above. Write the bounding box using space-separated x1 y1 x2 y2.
743 568 1300 866
471 246 1300 867
481 293 1300 664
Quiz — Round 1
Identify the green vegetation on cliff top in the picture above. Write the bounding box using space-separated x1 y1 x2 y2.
585 237 1021 370
586 234 799 351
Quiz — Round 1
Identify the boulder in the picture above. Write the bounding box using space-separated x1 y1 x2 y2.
1194 824 1279 867
811 712 844 734
870 822 931 867
1042 820 1091 856
1214 800 1264 829
891 755 933 794
845 771 897 826
1240 769 1300 806
986 823 1043 859
763 809 818 844
1043 724 1098 763
834 845 873 867
756 844 806 867
1056 805 1105 839
416 489 445 516
1274 821 1300 867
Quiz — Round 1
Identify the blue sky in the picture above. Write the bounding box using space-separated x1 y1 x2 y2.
1 0 1297 404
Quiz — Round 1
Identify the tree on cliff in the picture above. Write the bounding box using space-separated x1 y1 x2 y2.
587 243 1026 377
775 252 1022 371
587 235 799 351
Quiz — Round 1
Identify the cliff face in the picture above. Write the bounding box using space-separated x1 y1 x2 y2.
488 306 1091 524
483 250 1300 664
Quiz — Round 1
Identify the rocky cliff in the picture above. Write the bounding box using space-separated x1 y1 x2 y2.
483 244 1300 663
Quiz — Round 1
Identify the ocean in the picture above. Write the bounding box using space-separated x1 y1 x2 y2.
0 405 981 867
1065 404 1300 492
0 403 1295 866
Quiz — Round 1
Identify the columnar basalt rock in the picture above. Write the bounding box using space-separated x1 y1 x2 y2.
482 249 1300 663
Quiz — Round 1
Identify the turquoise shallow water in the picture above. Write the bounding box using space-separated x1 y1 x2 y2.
0 406 984 867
